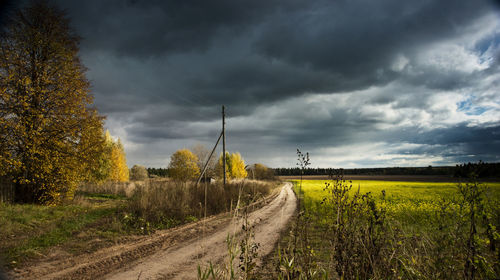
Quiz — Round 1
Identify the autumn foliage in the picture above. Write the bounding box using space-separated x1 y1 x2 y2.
168 149 200 182
230 153 248 179
217 152 248 180
106 131 129 182
252 163 274 180
0 2 106 204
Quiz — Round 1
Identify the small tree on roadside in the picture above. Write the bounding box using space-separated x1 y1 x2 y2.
130 165 148 181
168 149 200 182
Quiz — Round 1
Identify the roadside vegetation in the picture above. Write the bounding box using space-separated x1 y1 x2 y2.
271 152 500 280
0 191 127 267
124 179 275 233
0 178 277 269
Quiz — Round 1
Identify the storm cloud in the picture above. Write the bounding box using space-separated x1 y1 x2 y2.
13 0 500 167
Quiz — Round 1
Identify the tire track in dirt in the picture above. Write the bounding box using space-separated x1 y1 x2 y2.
12 183 296 280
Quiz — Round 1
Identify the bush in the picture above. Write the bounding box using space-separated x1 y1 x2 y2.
130 165 148 181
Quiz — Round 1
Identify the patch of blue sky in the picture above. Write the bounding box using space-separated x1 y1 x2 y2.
466 107 488 116
457 98 488 116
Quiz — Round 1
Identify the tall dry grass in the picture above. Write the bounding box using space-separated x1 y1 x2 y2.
78 180 150 197
127 180 273 228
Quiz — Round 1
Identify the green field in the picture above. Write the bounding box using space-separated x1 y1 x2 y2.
275 179 500 279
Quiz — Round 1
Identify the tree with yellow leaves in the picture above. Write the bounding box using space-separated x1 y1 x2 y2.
110 139 129 182
85 130 112 183
168 149 200 182
217 152 247 180
230 153 247 179
105 131 129 182
0 1 105 204
217 152 231 181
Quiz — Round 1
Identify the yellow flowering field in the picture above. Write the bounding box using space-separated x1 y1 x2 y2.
295 179 500 223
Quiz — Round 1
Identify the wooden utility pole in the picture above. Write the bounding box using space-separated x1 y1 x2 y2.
222 105 226 186
194 105 227 186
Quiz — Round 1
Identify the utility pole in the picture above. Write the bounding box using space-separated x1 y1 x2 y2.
222 105 226 186
194 105 227 186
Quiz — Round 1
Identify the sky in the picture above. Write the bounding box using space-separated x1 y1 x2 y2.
7 0 500 168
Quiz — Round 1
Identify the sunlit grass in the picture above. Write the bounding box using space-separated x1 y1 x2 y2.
0 194 127 266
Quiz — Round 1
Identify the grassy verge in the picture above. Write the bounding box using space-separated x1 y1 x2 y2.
0 193 128 267
272 179 500 279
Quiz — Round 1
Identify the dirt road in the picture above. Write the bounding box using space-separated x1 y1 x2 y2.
14 182 296 280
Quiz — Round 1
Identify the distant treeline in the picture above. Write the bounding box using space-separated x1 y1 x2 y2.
273 162 500 178
453 162 500 178
147 162 499 179
147 167 169 177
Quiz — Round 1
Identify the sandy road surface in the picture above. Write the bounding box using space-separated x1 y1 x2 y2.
13 182 296 280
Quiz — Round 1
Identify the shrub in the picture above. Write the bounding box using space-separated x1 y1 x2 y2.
130 165 148 181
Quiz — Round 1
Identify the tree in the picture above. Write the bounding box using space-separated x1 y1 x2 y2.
85 130 128 183
252 163 274 180
230 153 247 179
85 130 112 183
217 152 232 180
216 152 247 180
0 1 105 204
147 167 168 177
191 143 217 178
130 165 148 181
107 132 129 182
168 149 200 182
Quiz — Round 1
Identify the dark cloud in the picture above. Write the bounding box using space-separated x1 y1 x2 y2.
56 0 307 58
5 0 499 167
60 0 498 112
254 0 492 80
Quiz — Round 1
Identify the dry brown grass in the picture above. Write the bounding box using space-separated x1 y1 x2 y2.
75 179 277 233
126 180 275 229
78 180 153 197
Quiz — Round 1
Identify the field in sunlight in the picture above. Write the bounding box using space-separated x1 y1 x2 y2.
271 179 500 278
297 179 500 222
